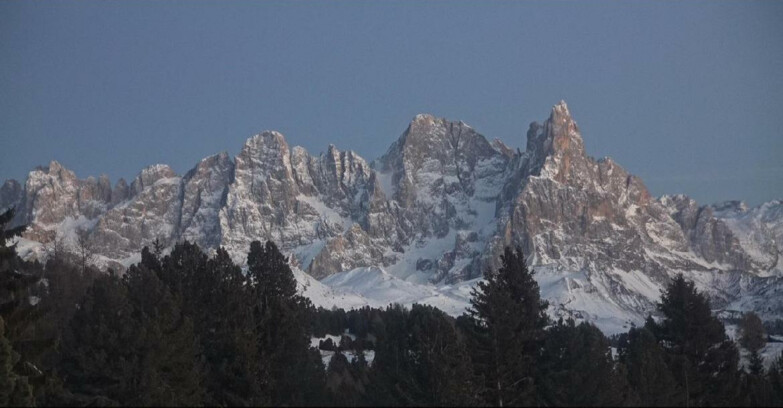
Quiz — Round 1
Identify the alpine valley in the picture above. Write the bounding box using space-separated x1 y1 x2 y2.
3 101 781 333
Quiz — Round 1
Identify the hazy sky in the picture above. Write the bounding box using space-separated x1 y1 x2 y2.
1 1 781 205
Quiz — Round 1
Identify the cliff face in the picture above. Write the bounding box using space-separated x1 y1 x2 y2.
3 101 781 328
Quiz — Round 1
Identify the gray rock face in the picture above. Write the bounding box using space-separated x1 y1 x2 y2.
662 195 753 269
91 164 183 261
7 161 113 243
371 114 510 282
217 132 372 271
711 199 783 275
478 102 780 323
3 101 782 328
180 153 233 250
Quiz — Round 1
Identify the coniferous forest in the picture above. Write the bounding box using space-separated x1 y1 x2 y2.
3 206 783 407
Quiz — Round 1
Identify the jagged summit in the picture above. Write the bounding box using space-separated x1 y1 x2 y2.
550 99 571 119
248 130 287 142
37 160 76 180
131 164 177 195
3 101 782 333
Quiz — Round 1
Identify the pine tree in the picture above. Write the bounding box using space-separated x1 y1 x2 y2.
407 304 481 406
122 264 204 406
247 240 324 405
368 304 481 406
0 207 37 351
364 304 412 406
0 317 34 406
325 351 364 407
618 326 680 406
740 311 766 375
462 246 548 406
0 207 43 406
60 266 205 406
652 274 742 406
247 240 298 305
538 319 630 406
198 247 266 406
768 352 783 405
58 274 130 405
32 257 99 405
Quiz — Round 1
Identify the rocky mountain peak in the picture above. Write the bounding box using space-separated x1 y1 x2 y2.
238 131 293 174
131 164 178 195
186 152 232 179
403 114 475 145
8 102 783 334
527 100 585 161
244 130 288 151
523 100 588 185
409 113 438 127
550 99 572 121
39 160 78 183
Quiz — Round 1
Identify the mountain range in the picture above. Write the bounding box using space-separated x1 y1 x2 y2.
3 101 781 333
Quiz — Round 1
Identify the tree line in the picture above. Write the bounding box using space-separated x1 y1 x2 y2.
2 206 783 407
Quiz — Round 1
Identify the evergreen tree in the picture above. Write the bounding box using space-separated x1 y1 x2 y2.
740 311 766 375
200 247 267 406
0 207 44 406
122 263 204 406
462 246 548 406
0 317 34 406
247 240 324 406
538 319 631 406
325 351 365 407
651 274 742 406
247 240 299 304
407 304 481 406
58 274 131 405
369 304 481 406
768 352 783 406
32 258 99 405
0 207 37 352
364 304 412 406
147 241 268 404
60 265 205 406
618 326 680 406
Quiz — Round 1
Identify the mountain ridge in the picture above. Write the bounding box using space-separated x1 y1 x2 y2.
3 101 781 332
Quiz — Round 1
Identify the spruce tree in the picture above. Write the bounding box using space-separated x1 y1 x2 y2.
740 311 766 375
0 207 42 406
652 274 742 406
60 266 205 406
538 319 631 406
768 352 783 405
58 274 131 405
201 247 267 406
325 351 365 407
247 240 324 405
463 246 548 406
618 326 680 406
0 207 36 350
122 264 204 406
0 317 34 406
369 304 480 406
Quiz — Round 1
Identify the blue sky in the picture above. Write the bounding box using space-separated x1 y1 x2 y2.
1 1 781 205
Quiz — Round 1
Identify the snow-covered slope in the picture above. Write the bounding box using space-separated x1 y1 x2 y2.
320 267 479 316
2 101 781 333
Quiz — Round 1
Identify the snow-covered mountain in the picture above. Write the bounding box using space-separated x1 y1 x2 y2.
3 101 781 333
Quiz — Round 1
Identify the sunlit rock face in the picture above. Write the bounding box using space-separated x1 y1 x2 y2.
3 101 781 330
